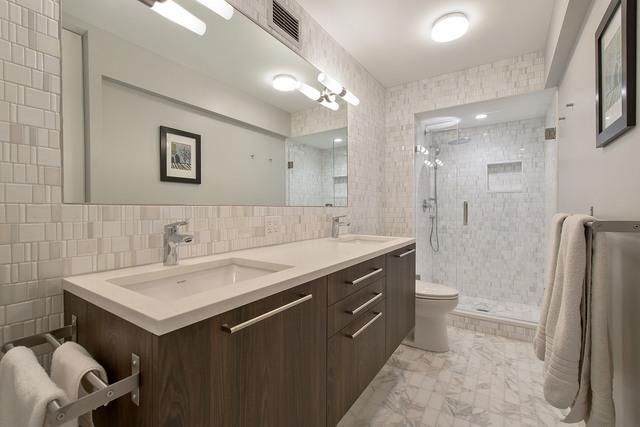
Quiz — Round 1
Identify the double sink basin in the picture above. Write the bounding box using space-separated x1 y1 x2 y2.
108 235 396 301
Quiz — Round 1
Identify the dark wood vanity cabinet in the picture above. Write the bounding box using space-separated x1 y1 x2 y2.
209 278 327 427
63 243 415 427
385 244 416 357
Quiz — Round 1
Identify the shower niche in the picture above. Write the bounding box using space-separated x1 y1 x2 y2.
487 161 524 193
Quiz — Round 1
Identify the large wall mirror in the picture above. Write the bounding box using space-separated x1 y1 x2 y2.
61 0 348 207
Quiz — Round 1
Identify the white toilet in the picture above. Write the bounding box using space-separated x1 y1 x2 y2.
413 280 459 352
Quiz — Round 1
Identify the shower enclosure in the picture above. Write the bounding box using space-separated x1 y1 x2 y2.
414 90 558 324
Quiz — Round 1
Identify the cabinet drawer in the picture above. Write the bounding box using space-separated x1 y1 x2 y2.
327 278 385 337
327 300 386 426
328 255 386 305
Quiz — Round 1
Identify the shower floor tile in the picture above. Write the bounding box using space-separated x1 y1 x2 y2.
338 327 582 427
456 295 540 323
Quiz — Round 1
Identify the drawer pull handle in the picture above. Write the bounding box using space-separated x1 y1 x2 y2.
394 248 416 258
221 294 313 334
346 293 383 315
347 312 383 339
346 268 383 285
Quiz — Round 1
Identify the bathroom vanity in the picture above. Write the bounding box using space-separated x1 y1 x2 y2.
63 236 415 427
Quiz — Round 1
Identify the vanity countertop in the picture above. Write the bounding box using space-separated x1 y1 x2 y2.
63 235 415 335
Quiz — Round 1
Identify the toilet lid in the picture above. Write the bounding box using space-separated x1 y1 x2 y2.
416 280 459 300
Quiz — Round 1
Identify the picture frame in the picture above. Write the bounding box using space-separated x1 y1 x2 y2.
595 0 637 147
159 126 201 184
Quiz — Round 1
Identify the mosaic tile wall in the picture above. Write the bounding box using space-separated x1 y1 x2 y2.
384 52 546 238
285 141 334 206
416 119 548 306
0 0 387 345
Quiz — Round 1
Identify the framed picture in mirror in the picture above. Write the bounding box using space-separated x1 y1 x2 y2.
595 0 636 147
160 126 201 184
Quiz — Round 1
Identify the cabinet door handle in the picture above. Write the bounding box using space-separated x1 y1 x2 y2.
346 268 383 285
394 248 416 258
221 294 313 334
346 312 383 339
345 292 383 315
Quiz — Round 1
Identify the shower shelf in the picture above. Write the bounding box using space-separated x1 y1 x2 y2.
487 160 523 193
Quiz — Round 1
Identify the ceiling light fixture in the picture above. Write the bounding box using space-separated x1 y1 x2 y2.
196 0 234 20
475 113 488 120
272 74 298 91
334 138 343 143
317 73 360 106
138 0 207 35
431 12 469 43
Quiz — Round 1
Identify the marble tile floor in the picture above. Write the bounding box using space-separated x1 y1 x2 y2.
457 295 541 323
338 327 583 427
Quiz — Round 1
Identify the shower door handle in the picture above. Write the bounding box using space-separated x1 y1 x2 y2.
463 201 468 226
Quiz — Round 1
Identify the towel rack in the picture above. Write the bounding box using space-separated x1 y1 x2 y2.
0 315 140 427
585 220 640 233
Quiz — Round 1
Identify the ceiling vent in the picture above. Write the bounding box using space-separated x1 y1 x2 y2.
269 0 301 47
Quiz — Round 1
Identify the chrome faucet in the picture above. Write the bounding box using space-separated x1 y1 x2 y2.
163 221 193 266
331 215 350 238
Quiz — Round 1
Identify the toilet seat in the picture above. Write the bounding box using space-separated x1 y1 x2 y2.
415 280 458 300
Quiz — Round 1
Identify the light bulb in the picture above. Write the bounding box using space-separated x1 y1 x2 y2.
272 74 298 91
475 113 488 120
297 83 321 100
319 99 339 111
196 0 234 20
334 138 343 143
318 73 360 106
151 0 207 35
431 12 469 43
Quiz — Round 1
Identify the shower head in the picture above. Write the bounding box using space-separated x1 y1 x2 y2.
447 136 471 145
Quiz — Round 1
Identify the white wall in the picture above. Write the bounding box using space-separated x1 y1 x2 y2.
557 1 640 424
96 79 286 205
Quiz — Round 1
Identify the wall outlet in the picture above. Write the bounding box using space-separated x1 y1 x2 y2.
265 216 282 235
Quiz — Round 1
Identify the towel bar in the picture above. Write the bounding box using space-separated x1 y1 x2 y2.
585 220 640 233
0 315 141 427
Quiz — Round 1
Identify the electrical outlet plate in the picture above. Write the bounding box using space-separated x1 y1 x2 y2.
265 216 282 235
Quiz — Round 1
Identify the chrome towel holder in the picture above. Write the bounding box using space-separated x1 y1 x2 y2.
0 315 141 427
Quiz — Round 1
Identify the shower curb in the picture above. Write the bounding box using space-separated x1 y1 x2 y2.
447 309 536 342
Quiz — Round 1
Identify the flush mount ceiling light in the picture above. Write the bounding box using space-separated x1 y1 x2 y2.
475 113 488 120
317 73 360 106
137 0 207 35
196 0 234 20
431 12 469 43
272 74 298 91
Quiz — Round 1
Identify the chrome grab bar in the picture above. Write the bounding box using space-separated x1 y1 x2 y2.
221 294 313 334
394 248 416 258
345 293 383 315
346 312 383 339
346 268 383 285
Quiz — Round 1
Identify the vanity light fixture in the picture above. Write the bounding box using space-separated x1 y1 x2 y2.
271 74 339 111
196 0 234 20
431 12 469 43
317 73 360 106
475 113 488 119
137 0 207 35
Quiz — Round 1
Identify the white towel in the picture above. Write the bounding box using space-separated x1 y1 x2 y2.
51 342 108 427
0 346 69 427
534 212 570 360
540 214 592 407
564 232 615 426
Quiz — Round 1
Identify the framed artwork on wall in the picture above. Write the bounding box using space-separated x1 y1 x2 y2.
159 126 201 184
595 0 637 147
